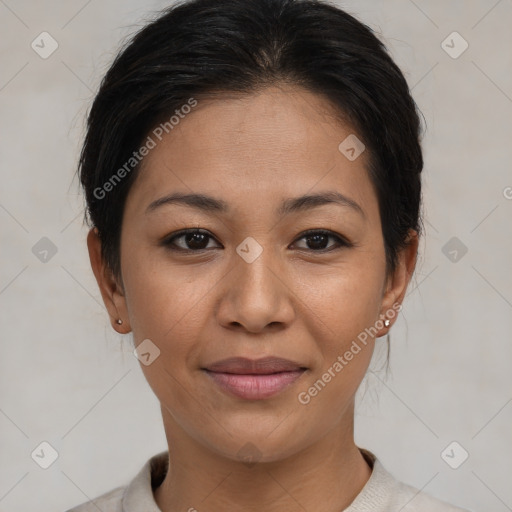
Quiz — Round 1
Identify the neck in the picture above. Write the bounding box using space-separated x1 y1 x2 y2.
154 404 372 512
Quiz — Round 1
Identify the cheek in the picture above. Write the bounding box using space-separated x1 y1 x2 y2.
120 245 225 391
291 253 385 413
121 240 216 339
293 267 382 421
121 256 213 407
297 259 384 343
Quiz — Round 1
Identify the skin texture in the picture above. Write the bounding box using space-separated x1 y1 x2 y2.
87 85 418 512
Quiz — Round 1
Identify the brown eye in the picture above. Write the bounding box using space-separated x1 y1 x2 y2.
163 229 220 251
292 229 351 252
162 228 351 253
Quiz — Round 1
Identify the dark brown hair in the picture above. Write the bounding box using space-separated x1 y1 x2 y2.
78 0 424 280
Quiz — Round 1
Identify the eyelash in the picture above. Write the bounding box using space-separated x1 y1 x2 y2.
161 228 352 253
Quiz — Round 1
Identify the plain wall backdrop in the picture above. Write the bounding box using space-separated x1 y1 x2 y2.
1 0 511 510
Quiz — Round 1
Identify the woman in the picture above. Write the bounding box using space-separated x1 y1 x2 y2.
68 0 470 510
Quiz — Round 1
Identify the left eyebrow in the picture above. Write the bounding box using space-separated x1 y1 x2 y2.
145 190 365 219
277 191 365 219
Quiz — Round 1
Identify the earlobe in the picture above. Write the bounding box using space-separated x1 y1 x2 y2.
86 227 131 333
378 229 419 334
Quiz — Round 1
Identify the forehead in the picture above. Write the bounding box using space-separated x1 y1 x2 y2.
124 86 379 223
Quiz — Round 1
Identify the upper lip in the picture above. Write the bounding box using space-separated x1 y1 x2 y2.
203 357 306 375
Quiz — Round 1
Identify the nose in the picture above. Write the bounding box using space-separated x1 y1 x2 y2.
216 244 295 334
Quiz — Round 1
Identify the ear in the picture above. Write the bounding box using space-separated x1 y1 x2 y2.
87 227 131 333
377 229 419 335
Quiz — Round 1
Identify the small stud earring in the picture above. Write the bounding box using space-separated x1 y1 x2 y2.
384 319 391 327
116 319 123 325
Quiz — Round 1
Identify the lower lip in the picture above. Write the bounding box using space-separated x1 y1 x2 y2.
204 369 306 400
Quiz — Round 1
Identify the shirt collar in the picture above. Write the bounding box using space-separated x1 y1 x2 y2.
122 448 397 512
344 448 399 511
122 450 168 512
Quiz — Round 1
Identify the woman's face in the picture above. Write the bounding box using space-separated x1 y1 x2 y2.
89 85 417 462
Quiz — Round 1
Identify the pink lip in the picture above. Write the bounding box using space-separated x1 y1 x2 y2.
203 357 307 400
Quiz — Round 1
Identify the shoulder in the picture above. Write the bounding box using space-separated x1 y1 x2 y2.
64 450 168 512
65 485 125 512
349 449 472 512
392 479 471 512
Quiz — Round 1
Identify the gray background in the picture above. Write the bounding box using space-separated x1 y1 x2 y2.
1 1 511 511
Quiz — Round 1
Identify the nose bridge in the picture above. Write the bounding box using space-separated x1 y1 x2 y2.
234 237 280 302
218 236 293 332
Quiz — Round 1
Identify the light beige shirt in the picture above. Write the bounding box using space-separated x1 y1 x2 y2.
66 449 471 512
